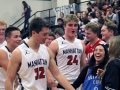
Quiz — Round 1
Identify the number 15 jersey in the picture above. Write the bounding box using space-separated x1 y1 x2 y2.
56 37 83 83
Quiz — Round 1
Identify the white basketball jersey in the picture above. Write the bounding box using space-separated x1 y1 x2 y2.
17 43 49 90
0 46 11 89
56 37 83 83
0 41 7 48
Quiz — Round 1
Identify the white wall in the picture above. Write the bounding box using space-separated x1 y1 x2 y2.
0 0 52 29
57 0 69 7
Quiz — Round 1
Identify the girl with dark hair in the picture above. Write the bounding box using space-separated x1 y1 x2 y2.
57 44 109 90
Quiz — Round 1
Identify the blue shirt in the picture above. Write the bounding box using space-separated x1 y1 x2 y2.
83 67 102 90
24 4 31 17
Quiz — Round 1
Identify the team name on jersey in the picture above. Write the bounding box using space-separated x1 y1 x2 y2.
27 59 47 68
88 75 101 84
63 48 82 54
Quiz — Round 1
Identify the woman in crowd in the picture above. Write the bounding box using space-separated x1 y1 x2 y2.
101 10 106 21
95 10 102 20
58 44 109 90
102 36 120 90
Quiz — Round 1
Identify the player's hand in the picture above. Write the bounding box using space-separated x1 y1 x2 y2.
96 68 104 76
47 79 57 87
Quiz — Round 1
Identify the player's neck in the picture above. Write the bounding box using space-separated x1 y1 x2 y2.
63 35 75 43
90 37 99 46
27 38 40 52
6 44 15 53
0 38 5 44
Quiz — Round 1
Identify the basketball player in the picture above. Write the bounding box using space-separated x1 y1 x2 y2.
0 19 7 47
0 26 21 90
48 14 86 90
5 17 75 90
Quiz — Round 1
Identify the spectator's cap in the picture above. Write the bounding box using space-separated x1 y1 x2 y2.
108 5 112 9
88 12 95 18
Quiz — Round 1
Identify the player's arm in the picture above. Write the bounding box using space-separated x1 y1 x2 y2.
47 47 75 90
5 48 21 90
48 40 58 58
80 40 86 71
46 40 59 89
0 50 9 71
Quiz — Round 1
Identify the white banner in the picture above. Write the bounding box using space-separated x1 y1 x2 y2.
53 3 76 25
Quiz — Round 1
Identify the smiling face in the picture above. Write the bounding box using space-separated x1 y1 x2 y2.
6 30 22 48
94 45 105 65
85 28 97 42
101 25 113 42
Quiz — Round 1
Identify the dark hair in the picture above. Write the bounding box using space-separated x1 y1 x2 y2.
98 18 105 25
89 12 96 18
54 28 64 37
88 44 109 76
29 17 50 37
57 18 63 22
22 1 27 5
87 1 92 5
70 11 74 14
5 26 20 38
82 18 90 25
101 2 107 6
87 8 92 13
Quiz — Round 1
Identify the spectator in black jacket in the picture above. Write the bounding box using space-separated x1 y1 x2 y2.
102 36 120 90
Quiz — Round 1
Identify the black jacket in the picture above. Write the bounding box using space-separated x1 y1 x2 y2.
102 58 120 90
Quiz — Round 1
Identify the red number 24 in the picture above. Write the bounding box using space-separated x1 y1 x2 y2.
34 67 45 80
67 55 78 65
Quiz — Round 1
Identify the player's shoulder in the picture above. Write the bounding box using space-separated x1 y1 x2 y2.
49 39 58 47
0 48 8 57
12 47 21 55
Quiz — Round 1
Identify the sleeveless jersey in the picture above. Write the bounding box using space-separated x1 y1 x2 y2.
17 43 49 90
0 41 7 48
0 46 11 89
56 37 83 83
85 39 106 61
83 67 102 90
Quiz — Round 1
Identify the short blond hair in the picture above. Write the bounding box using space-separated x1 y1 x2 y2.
63 14 79 25
0 19 7 26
